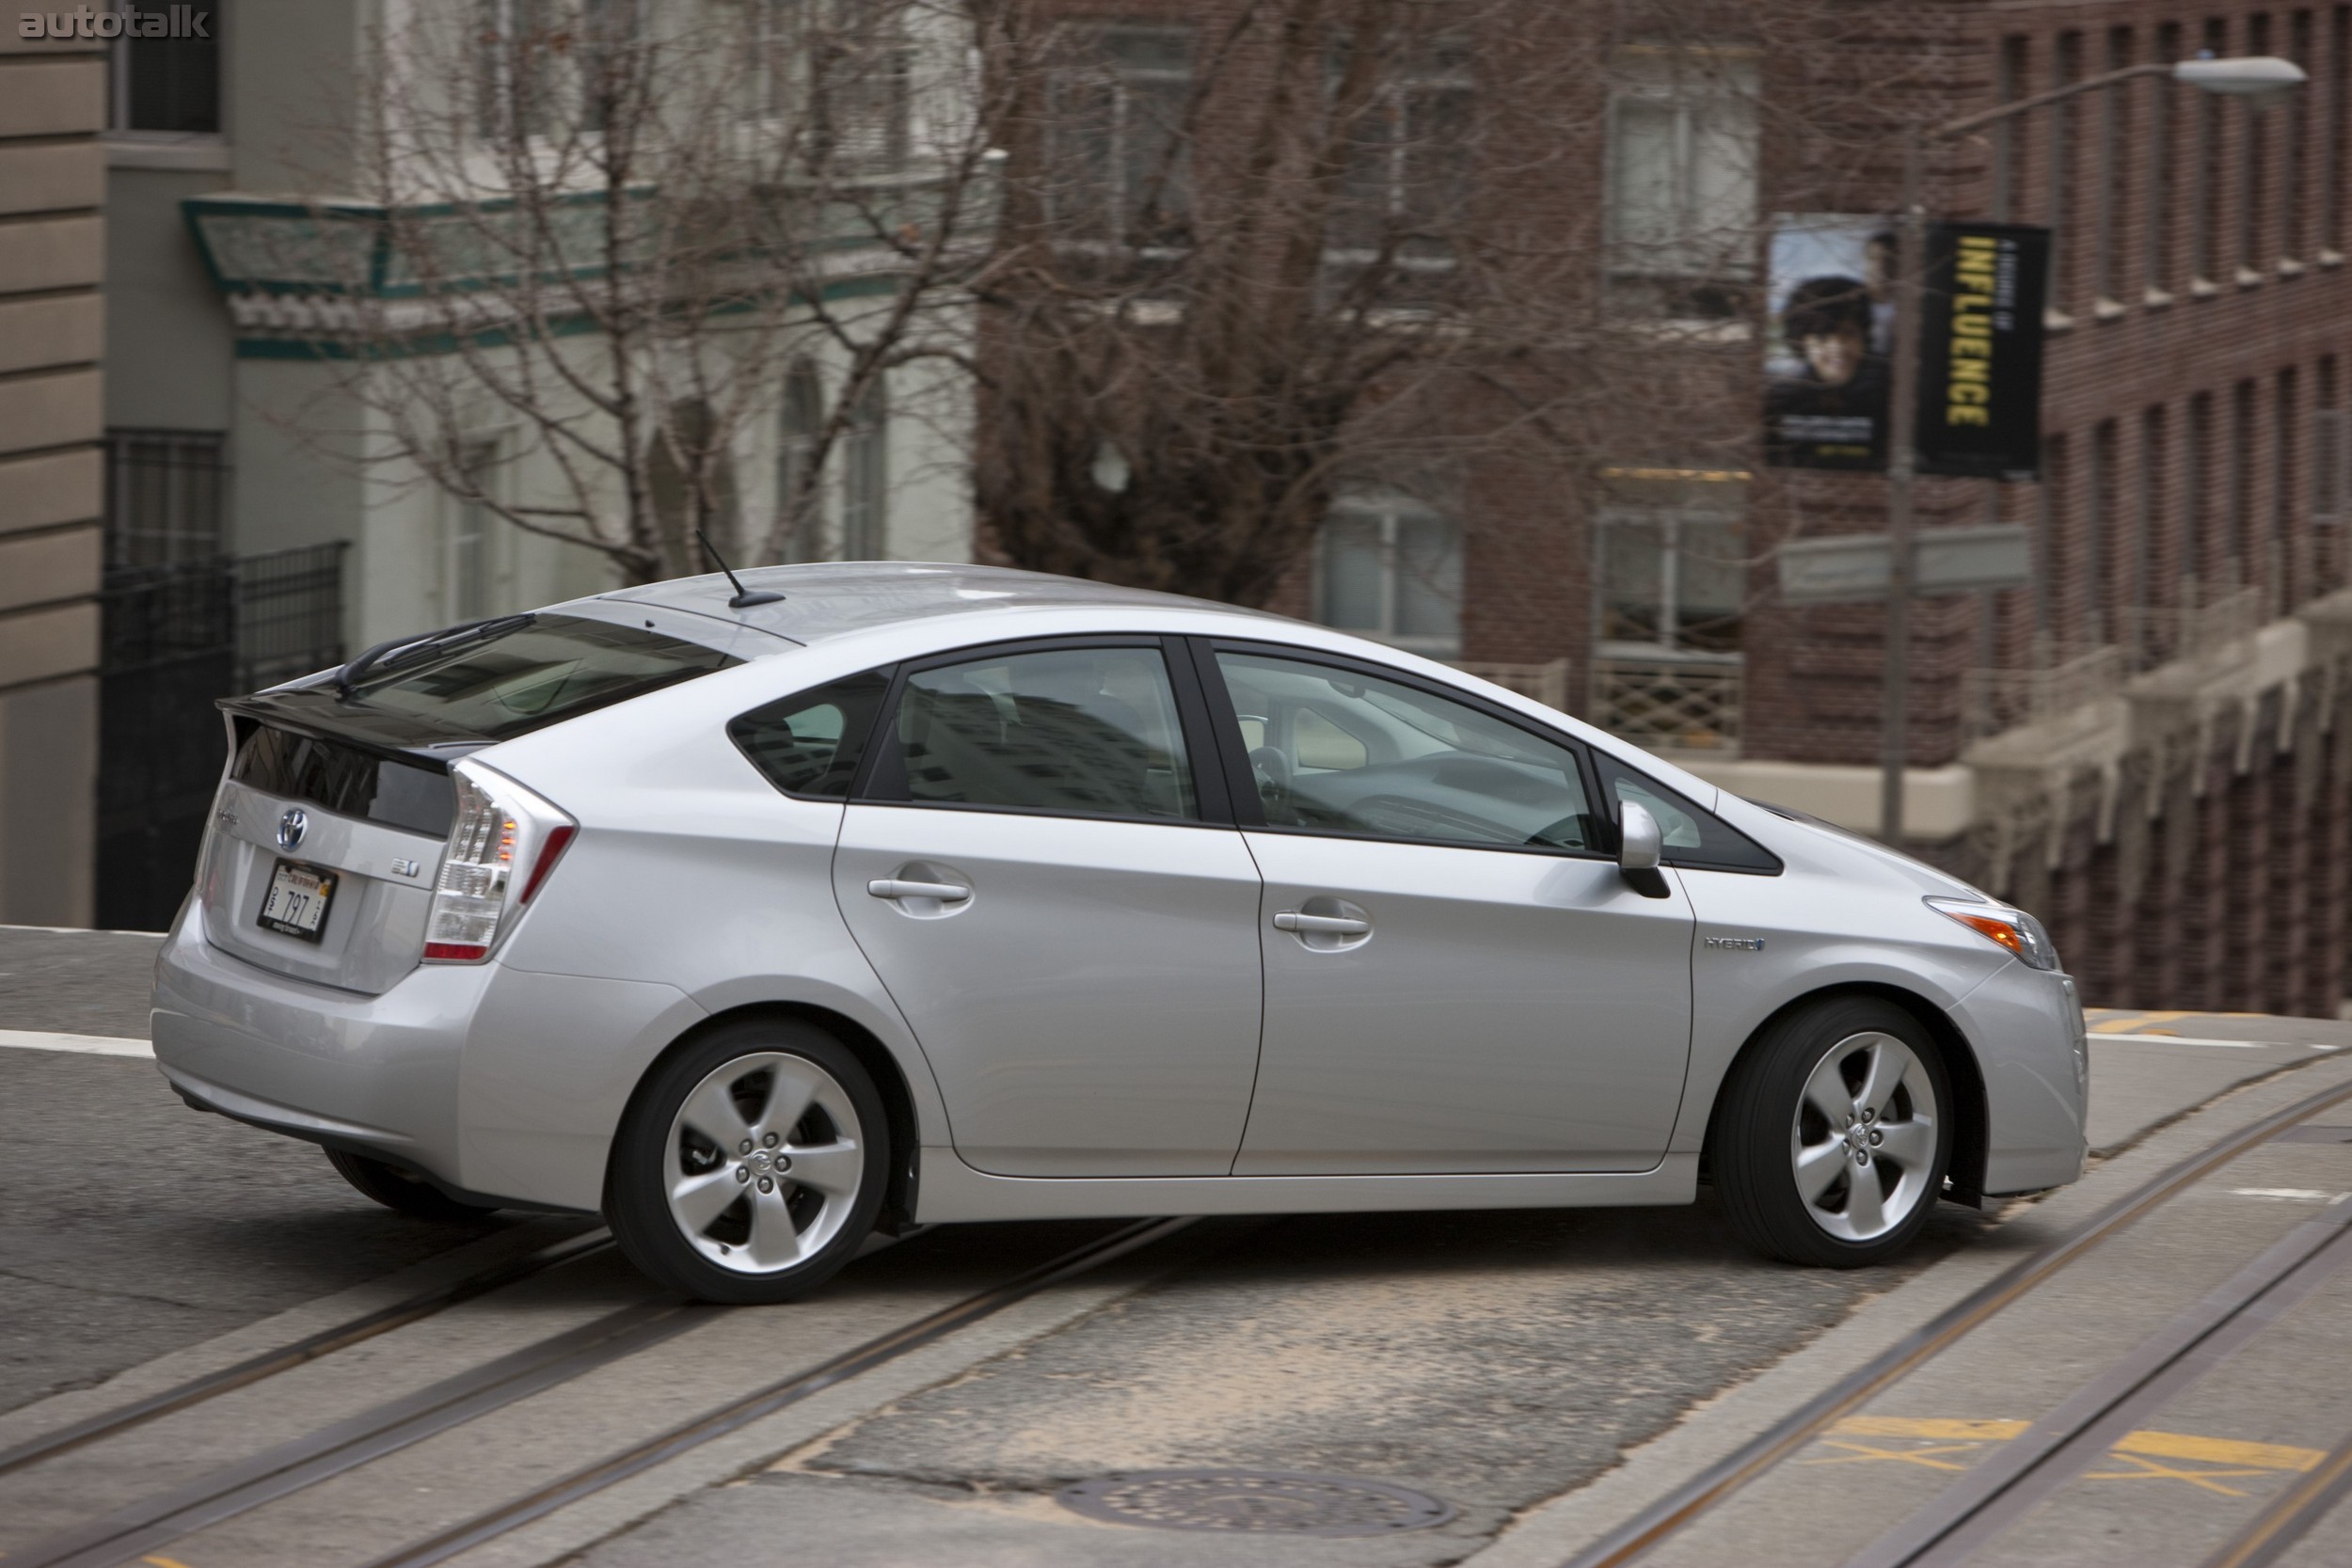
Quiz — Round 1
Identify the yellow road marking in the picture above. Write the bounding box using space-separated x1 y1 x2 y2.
1816 1418 2328 1492
2078 1450 2275 1497
141 1557 199 1568
2114 1431 2328 1473
2085 1008 2269 1034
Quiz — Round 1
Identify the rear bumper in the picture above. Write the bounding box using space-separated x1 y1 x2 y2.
151 899 705 1212
151 899 492 1186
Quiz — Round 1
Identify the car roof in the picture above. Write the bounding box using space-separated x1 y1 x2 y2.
594 562 1281 644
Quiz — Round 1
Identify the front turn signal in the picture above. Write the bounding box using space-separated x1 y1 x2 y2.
1926 897 2063 971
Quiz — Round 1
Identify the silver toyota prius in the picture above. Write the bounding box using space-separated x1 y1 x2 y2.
151 563 2089 1303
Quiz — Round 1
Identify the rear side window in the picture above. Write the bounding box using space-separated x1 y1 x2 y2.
352 615 739 740
1595 754 1781 873
875 645 1199 822
729 671 891 799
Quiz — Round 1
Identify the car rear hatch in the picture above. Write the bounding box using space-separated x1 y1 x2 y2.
199 608 764 994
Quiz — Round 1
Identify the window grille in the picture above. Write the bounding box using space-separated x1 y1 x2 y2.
103 430 227 571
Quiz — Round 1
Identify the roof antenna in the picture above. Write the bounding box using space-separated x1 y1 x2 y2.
695 529 786 609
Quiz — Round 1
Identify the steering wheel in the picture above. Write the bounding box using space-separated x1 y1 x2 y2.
1248 746 1294 811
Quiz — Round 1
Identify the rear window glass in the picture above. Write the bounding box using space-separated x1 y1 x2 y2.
231 726 454 836
352 615 739 740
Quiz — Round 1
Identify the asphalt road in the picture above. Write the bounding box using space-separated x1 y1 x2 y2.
0 927 522 1417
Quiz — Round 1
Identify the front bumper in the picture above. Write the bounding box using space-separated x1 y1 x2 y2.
1948 960 2090 1196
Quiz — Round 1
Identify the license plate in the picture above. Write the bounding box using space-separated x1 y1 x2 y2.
260 860 337 942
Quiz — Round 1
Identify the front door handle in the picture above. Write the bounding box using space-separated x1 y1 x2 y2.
1273 911 1371 936
868 879 972 902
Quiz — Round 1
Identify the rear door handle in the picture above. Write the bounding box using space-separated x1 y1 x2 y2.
868 879 972 902
1273 911 1371 936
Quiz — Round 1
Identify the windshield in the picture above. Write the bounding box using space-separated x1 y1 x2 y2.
353 614 740 739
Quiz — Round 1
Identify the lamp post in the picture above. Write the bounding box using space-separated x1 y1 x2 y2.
1875 55 2306 846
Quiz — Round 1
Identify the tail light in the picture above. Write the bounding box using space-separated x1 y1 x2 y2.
422 762 577 963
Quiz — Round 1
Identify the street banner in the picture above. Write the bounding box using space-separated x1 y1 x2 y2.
1763 214 1895 472
1913 221 2050 481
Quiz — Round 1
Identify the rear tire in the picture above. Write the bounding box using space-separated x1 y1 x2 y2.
1713 996 1952 1268
607 1018 888 1305
326 1148 501 1222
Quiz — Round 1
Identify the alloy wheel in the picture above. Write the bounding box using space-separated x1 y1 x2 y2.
1788 1031 1941 1243
664 1052 866 1274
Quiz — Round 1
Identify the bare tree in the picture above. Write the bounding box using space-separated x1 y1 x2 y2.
970 0 1887 609
263 0 1012 585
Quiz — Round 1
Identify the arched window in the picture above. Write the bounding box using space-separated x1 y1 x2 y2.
841 372 889 560
777 361 825 561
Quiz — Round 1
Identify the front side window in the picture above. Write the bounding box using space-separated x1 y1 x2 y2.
352 614 739 739
877 645 1198 821
730 670 891 798
1593 752 1778 872
1212 649 1601 851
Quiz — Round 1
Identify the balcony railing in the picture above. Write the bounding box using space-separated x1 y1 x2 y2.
1961 643 2126 745
1587 651 1744 753
1456 658 1571 713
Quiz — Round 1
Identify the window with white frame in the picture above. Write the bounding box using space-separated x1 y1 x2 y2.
1048 24 1194 243
1605 46 1759 314
471 0 643 143
1591 496 1746 752
1597 506 1744 656
476 0 554 144
1315 493 1462 657
439 439 506 624
1330 36 1474 259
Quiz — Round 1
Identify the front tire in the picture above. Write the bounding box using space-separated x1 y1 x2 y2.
1713 996 1952 1268
608 1018 888 1305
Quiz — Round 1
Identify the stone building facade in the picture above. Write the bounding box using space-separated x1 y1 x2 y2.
0 24 106 927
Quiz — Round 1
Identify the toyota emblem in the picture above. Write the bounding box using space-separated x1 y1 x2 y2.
277 807 309 850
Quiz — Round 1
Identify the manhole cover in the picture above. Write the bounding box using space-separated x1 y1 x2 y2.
1056 1468 1455 1536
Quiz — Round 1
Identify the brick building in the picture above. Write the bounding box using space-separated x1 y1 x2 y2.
1007 0 2351 1015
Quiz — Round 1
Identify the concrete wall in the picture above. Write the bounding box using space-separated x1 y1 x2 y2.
0 29 106 927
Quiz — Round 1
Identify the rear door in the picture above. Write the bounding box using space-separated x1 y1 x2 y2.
831 637 1265 1178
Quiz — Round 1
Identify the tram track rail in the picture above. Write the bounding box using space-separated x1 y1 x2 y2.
1560 1070 2352 1568
0 1227 613 1481
5 1215 1195 1568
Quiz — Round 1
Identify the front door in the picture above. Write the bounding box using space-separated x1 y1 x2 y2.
833 640 1263 1178
1205 646 1696 1175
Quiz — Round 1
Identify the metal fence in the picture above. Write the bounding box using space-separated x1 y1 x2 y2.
94 544 349 931
237 542 351 689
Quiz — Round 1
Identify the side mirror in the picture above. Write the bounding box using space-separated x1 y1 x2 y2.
1619 801 1671 898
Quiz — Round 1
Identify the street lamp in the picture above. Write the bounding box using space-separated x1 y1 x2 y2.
1875 55 2308 846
